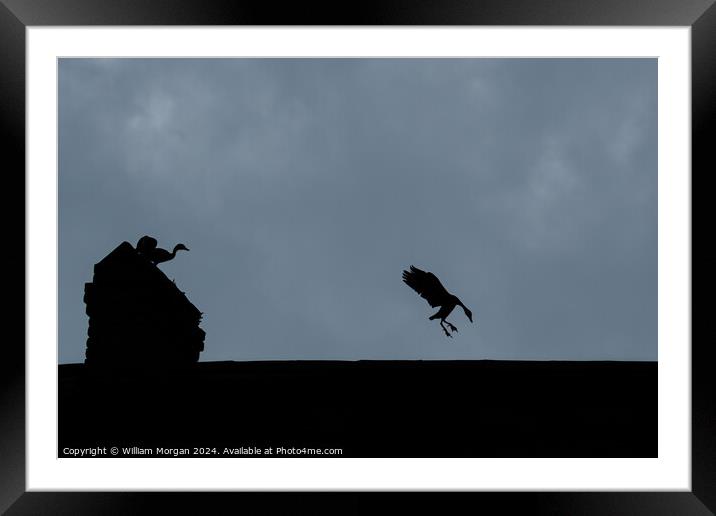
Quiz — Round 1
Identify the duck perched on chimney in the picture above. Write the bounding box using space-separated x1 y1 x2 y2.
149 243 190 265
84 239 205 365
136 235 189 266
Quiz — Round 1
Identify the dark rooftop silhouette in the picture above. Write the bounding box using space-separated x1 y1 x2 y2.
59 359 656 457
83 240 205 365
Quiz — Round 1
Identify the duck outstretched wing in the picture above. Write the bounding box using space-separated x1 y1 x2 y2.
402 265 450 308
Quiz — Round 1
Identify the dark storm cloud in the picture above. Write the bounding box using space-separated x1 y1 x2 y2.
58 58 657 363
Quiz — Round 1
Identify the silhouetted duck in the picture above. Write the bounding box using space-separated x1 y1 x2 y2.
402 265 474 337
149 243 190 265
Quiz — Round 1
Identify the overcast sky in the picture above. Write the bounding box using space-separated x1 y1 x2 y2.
58 58 657 363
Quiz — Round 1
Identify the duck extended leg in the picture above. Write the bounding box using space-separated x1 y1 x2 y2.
439 320 453 338
445 320 458 333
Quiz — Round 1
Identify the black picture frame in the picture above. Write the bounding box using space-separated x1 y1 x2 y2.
2 1 707 513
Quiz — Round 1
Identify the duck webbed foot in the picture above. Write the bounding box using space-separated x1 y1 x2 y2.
440 321 453 338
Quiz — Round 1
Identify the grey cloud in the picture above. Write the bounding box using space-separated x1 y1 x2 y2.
59 58 657 363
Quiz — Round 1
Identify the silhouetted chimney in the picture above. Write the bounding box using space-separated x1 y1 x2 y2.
83 241 205 365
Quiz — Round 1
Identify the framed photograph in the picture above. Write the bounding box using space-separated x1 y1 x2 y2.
5 0 707 513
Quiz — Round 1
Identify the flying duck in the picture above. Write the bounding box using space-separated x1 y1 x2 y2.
402 265 474 337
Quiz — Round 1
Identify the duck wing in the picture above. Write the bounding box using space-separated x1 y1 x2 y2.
402 265 451 308
136 235 158 253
